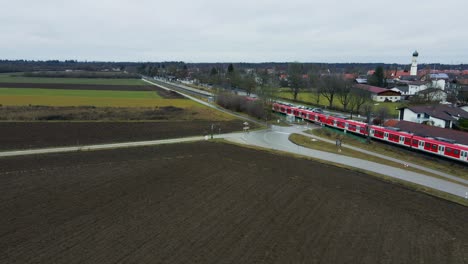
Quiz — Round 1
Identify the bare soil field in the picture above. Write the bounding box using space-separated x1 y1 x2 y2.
0 106 190 121
0 142 466 264
0 82 153 91
0 121 247 150
0 82 183 99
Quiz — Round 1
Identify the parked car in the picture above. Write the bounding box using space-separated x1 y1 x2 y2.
311 108 324 113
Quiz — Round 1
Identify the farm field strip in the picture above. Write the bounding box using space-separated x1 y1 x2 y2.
0 76 146 85
0 95 196 107
0 121 243 150
0 87 162 99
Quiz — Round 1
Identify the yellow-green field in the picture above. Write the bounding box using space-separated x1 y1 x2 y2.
0 76 146 85
0 88 199 107
0 88 236 121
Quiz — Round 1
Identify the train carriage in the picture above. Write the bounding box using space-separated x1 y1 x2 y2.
272 101 468 164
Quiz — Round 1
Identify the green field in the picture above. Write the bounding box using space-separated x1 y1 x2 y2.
0 76 146 85
0 88 203 108
276 91 402 117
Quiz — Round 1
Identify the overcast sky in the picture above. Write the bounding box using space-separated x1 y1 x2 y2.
1 0 467 63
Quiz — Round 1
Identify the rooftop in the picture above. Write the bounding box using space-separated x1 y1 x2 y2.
403 104 468 121
383 120 468 146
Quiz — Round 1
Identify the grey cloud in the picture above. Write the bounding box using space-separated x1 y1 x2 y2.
1 0 467 63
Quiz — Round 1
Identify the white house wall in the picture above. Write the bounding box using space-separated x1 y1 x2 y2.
408 84 427 95
401 109 449 128
372 94 401 102
432 80 446 90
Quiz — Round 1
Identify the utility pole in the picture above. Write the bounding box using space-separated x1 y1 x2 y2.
211 123 214 139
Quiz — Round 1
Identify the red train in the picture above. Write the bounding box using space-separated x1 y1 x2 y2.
272 102 468 164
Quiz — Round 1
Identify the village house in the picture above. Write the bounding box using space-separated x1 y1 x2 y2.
398 104 468 128
356 84 401 102
391 80 429 100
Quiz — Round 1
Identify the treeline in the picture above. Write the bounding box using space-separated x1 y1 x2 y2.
216 93 268 120
0 60 136 73
22 71 140 79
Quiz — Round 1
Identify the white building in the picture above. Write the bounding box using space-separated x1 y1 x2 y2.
398 105 468 128
356 84 401 102
416 88 448 103
392 81 428 98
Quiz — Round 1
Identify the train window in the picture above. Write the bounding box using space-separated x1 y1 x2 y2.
454 150 460 155
446 147 452 153
412 139 418 145
405 138 410 143
425 142 430 148
432 144 437 150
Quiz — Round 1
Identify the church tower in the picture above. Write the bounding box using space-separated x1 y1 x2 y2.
410 50 418 76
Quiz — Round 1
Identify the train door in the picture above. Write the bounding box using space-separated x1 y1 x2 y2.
437 145 445 155
418 140 425 150
384 132 389 141
461 151 468 162
369 128 374 137
399 136 405 145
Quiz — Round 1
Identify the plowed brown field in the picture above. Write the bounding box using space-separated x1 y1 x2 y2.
0 142 466 264
0 121 246 150
0 82 157 91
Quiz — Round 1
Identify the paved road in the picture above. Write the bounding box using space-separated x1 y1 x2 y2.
142 78 265 126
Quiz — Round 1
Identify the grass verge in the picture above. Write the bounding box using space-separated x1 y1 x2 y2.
289 133 467 187
306 127 468 180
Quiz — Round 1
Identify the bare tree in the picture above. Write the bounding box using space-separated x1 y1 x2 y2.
375 107 390 126
305 71 321 105
242 73 257 96
318 75 340 108
288 62 303 101
349 87 370 116
362 103 374 143
336 79 353 111
362 103 374 124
